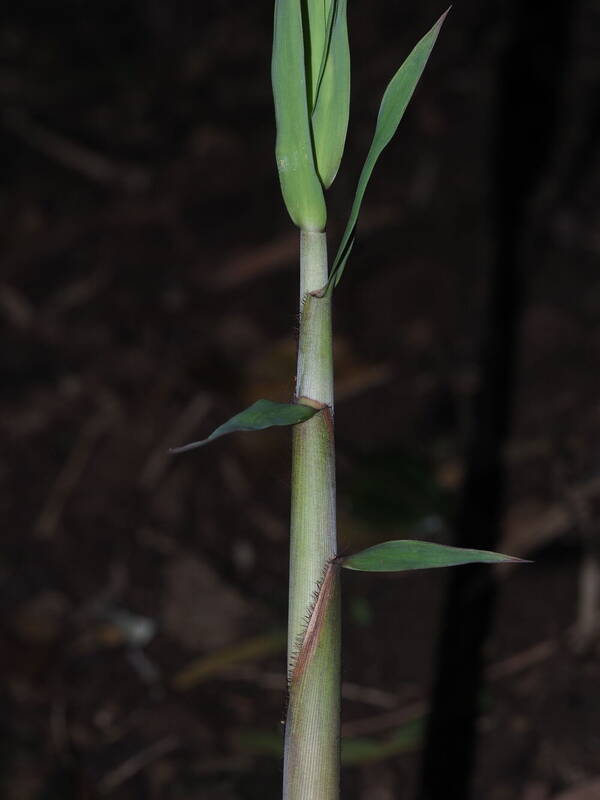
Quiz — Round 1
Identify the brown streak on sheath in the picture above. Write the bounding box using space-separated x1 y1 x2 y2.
289 562 337 687
296 395 327 411
321 406 334 439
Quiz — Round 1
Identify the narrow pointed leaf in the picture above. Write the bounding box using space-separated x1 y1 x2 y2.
172 630 286 690
170 399 318 453
305 0 334 111
341 718 424 764
272 0 326 230
340 539 524 572
329 9 449 288
238 718 422 765
312 0 351 187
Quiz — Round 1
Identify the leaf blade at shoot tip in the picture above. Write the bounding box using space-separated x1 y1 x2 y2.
272 0 327 230
170 399 319 454
340 539 526 572
329 9 449 288
311 0 351 188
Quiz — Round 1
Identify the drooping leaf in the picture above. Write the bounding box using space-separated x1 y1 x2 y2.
172 630 286 690
328 9 449 288
311 0 351 187
272 0 327 230
238 717 423 765
346 446 450 530
341 718 423 764
170 399 318 453
340 539 525 572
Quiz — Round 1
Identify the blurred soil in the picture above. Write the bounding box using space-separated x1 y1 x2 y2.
2 2 600 799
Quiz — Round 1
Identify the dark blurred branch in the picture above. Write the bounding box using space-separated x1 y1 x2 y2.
418 1 577 798
3 109 150 191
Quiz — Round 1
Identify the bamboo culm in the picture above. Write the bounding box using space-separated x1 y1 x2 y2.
283 229 341 800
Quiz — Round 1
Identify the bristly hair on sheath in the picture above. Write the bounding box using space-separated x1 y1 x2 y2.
287 560 338 691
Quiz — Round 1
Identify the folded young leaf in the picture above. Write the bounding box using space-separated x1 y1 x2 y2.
339 539 525 572
311 0 350 188
272 0 327 230
328 9 449 288
305 0 335 112
170 399 318 453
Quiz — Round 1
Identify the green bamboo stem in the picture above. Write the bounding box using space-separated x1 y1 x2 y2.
284 229 340 800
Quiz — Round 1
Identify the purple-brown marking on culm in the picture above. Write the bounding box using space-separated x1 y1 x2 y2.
321 405 334 439
296 395 327 411
289 561 337 687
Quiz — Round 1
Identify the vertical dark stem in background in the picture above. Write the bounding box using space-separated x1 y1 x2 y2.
418 2 575 798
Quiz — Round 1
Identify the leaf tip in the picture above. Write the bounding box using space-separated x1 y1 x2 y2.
501 555 533 564
168 440 205 455
432 7 451 38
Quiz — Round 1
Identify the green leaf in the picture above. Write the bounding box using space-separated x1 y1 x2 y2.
346 447 450 529
341 718 423 764
304 0 334 111
311 0 351 188
170 399 318 453
340 539 524 572
172 630 286 690
238 717 423 765
329 9 449 288
272 0 327 230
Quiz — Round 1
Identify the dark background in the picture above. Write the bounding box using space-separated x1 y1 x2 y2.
2 1 600 799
